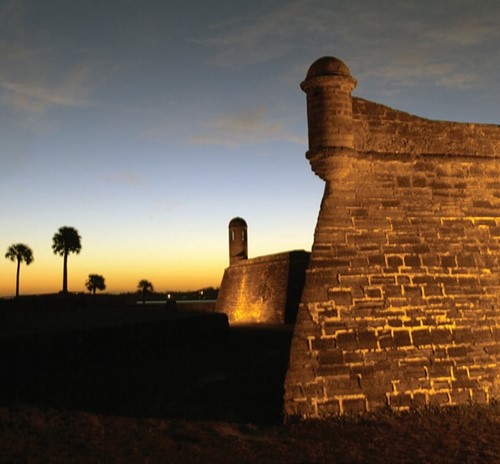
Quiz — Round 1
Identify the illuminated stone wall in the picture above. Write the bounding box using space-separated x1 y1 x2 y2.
216 251 309 324
284 57 500 419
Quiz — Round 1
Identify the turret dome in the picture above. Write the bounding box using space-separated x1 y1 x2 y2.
305 56 352 80
229 217 247 228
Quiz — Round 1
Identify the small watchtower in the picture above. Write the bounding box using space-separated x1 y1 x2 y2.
228 217 248 265
301 56 357 181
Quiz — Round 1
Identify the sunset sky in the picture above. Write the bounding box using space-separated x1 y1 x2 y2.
1 0 499 296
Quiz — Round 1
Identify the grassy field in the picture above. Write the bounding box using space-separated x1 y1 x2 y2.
0 297 498 463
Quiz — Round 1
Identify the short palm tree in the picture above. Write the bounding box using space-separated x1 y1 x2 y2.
138 279 154 304
5 243 34 297
52 226 82 294
85 274 106 295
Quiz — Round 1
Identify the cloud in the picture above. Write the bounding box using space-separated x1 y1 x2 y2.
350 1 500 91
0 1 104 114
0 54 107 128
361 55 482 90
140 121 177 139
193 0 328 68
189 107 306 147
104 171 145 186
0 66 92 113
426 10 500 46
195 0 499 94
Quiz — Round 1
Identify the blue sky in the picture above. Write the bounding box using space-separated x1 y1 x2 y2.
1 0 499 296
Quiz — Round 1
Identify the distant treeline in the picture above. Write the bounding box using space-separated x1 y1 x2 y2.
156 287 219 301
0 287 219 310
88 287 218 302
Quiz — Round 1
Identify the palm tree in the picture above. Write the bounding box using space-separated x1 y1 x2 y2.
52 226 82 294
5 243 34 297
138 279 154 304
85 274 106 295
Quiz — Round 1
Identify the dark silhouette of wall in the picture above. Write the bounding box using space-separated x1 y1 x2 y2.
284 56 500 419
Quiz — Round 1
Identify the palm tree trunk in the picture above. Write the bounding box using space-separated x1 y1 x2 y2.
63 252 68 294
16 259 21 298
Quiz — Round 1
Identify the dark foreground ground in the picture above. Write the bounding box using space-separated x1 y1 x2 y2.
1 402 498 463
0 298 498 463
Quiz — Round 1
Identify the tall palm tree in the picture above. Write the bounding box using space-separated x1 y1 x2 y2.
5 243 34 297
85 274 106 295
52 226 82 294
138 279 154 304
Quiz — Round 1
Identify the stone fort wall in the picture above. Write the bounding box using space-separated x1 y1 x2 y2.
284 57 500 418
352 97 500 157
216 250 309 324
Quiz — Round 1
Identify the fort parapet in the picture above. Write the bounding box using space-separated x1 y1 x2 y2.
216 218 310 324
284 56 500 418
216 250 309 324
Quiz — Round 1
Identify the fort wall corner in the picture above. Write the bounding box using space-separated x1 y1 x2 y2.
284 56 500 420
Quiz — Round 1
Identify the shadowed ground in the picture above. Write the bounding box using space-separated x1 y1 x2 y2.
0 298 498 463
0 298 292 424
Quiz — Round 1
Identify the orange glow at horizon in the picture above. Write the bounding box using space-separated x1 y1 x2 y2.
0 267 225 297
0 250 227 297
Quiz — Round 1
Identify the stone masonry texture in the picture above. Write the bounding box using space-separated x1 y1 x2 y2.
216 251 309 324
284 56 500 419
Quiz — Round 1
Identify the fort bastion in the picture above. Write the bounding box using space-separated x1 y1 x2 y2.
284 56 500 418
